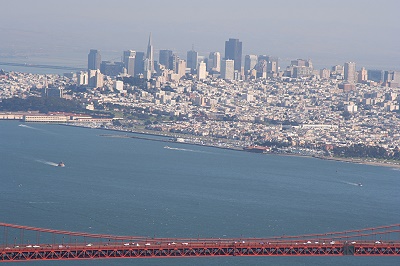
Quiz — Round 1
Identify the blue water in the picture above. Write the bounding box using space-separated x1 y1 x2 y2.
0 121 399 265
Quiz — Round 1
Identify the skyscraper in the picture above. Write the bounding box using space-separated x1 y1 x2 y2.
367 69 383 83
208 52 221 72
177 59 186 79
187 49 198 74
144 33 154 78
332 65 344 76
244 55 257 73
134 52 145 76
221 59 234 80
159 50 173 69
291 59 312 68
267 56 279 73
320 68 331 79
197 61 207 80
77 71 88 86
123 50 136 76
169 53 179 73
88 49 101 70
344 62 356 83
224 38 242 71
384 70 400 84
358 67 368 83
88 69 103 88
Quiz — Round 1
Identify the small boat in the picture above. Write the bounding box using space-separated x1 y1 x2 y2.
358 183 362 187
58 162 65 167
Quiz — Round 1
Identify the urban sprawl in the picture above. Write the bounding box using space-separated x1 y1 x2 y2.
1 36 400 164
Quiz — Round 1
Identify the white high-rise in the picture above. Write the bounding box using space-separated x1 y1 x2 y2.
221 59 234 80
177 59 186 79
144 33 154 79
344 62 356 83
123 50 136 76
208 52 221 72
88 69 103 88
197 61 207 80
77 71 88 86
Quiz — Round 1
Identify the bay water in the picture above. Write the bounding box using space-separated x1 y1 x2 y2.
0 121 399 265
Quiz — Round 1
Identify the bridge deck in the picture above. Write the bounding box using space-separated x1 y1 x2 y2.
1 223 399 261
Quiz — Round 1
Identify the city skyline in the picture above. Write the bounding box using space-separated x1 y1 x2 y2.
83 38 398 85
0 0 399 71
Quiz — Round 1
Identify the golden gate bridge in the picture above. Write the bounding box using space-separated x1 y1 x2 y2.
0 222 399 262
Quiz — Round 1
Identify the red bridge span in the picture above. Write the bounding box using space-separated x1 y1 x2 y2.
1 223 399 262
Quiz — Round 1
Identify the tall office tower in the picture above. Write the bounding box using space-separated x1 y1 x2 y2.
225 38 242 71
257 55 269 77
197 61 207 80
145 33 154 74
267 56 279 73
169 54 179 73
159 50 173 69
320 68 331 79
358 67 368 83
244 55 257 73
367 69 383 83
88 69 103 88
221 59 235 80
332 65 344 75
88 49 101 70
123 50 136 76
134 52 145 76
187 49 198 74
258 55 269 62
177 59 186 79
384 70 400 84
344 62 356 83
291 59 312 68
77 71 89 85
208 52 221 72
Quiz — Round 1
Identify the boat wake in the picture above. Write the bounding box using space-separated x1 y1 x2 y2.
339 180 363 187
164 146 208 153
35 159 59 167
19 124 40 130
19 124 53 134
28 201 58 204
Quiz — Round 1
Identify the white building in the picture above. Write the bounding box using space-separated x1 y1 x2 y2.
344 62 356 84
89 69 103 88
123 50 136 76
221 59 234 80
208 52 221 72
77 71 88 86
114 80 124 92
197 61 207 80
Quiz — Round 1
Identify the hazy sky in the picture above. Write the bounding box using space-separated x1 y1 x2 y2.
1 0 399 70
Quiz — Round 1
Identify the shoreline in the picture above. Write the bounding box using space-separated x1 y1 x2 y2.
59 123 400 170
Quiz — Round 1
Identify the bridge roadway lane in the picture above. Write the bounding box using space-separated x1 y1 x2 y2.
1 240 400 261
